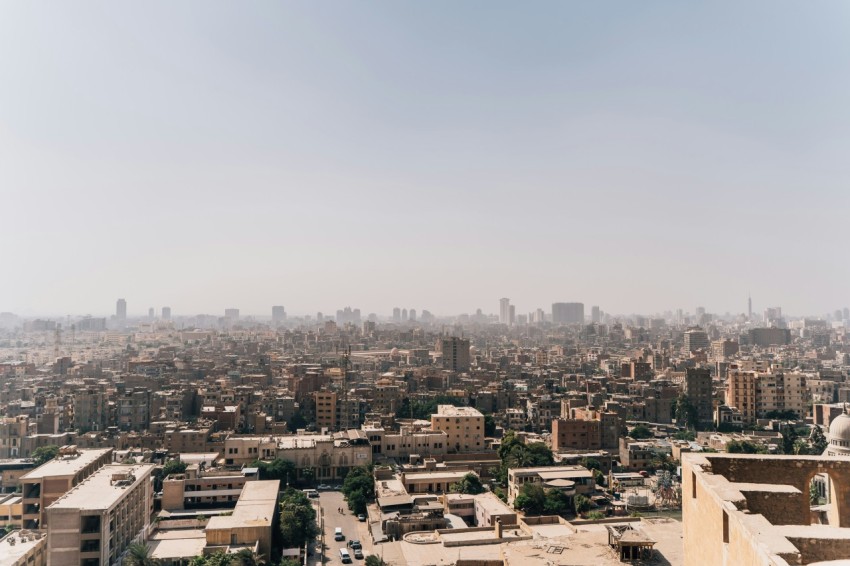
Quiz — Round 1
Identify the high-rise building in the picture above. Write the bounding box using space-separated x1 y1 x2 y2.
551 302 584 325
684 368 713 426
441 337 471 372
748 295 752 320
591 305 601 323
431 405 484 452
684 327 710 353
401 308 408 322
409 309 417 322
224 308 240 321
116 298 126 322
272 305 286 323
392 307 401 322
148 307 154 319
764 306 783 326
499 298 511 325
162 306 171 320
508 305 516 326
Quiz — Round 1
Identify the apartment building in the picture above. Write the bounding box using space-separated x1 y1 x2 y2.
726 366 808 423
20 447 113 529
162 466 255 511
363 423 448 459
45 463 155 566
683 368 713 426
430 405 484 453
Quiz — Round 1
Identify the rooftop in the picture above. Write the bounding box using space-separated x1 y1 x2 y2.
433 405 483 418
0 530 46 566
48 464 154 510
206 480 279 531
20 448 111 480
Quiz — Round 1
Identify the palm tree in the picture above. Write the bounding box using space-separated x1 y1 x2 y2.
124 542 159 566
234 548 265 566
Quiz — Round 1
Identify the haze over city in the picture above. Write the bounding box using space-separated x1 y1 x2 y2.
3 1 850 317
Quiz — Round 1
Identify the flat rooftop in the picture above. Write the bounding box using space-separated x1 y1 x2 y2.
433 406 483 417
20 448 111 480
149 528 206 560
206 480 279 531
0 531 46 566
48 464 154 510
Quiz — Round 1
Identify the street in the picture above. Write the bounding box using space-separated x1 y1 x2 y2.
311 490 374 566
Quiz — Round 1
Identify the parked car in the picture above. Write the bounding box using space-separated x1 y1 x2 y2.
331 484 343 490
339 548 351 563
348 540 361 550
353 547 364 559
334 528 345 541
317 484 332 491
357 513 366 522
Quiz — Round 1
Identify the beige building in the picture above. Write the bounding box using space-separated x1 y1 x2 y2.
162 466 254 511
0 530 47 566
223 430 371 482
363 423 448 460
20 447 113 529
45 463 155 566
506 465 594 506
0 493 23 527
204 480 280 560
725 366 808 423
430 405 484 453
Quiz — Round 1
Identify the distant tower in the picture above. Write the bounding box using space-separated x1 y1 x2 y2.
499 298 511 324
392 307 401 322
162 306 171 320
591 306 601 324
409 309 417 323
148 307 154 319
116 298 127 322
272 305 286 324
224 308 240 320
748 295 752 321
401 309 408 322
509 305 516 326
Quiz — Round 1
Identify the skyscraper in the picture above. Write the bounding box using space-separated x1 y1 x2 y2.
148 307 154 319
116 298 127 322
499 298 511 324
162 306 171 320
552 302 584 324
225 308 240 320
509 305 516 326
409 309 417 322
591 305 601 323
272 305 286 323
392 307 401 322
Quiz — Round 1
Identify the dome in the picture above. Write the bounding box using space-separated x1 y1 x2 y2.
469 346 478 357
389 347 400 357
825 413 850 456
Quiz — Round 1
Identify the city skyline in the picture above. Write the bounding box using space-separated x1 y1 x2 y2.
3 2 850 317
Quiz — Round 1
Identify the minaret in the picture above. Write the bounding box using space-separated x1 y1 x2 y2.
748 294 752 321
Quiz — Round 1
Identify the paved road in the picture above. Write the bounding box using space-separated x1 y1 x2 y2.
313 490 373 566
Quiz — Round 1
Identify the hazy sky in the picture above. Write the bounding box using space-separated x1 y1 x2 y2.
2 2 850 318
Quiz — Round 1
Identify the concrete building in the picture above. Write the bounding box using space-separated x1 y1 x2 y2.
499 298 511 325
162 465 255 511
440 337 470 372
115 299 126 323
748 327 791 347
551 418 601 451
45 463 155 566
430 405 484 453
725 365 808 423
552 303 584 325
683 327 710 353
204 480 280 560
506 465 594 506
0 530 47 566
683 368 713 427
363 423 447 460
20 447 113 529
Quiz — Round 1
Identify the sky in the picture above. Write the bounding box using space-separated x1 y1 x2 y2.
1 2 850 318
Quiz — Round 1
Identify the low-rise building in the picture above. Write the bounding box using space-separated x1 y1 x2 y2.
506 465 594 506
204 480 280 560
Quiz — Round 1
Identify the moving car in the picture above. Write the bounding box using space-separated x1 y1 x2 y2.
353 547 364 559
334 527 345 541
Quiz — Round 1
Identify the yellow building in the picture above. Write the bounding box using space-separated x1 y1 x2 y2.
430 405 484 453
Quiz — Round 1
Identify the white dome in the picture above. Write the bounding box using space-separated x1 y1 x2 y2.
825 413 850 456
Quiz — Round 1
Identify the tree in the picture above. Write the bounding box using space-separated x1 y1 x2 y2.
279 488 319 549
450 473 484 495
580 457 601 471
513 483 546 515
811 426 828 454
674 394 699 431
342 465 375 499
543 489 570 515
234 548 265 566
365 556 388 566
726 440 766 454
162 459 188 477
483 414 497 437
124 542 159 566
254 459 296 485
287 411 308 433
574 494 592 515
629 425 653 440
673 429 696 442
279 560 300 566
781 426 799 455
347 488 368 515
31 445 59 466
